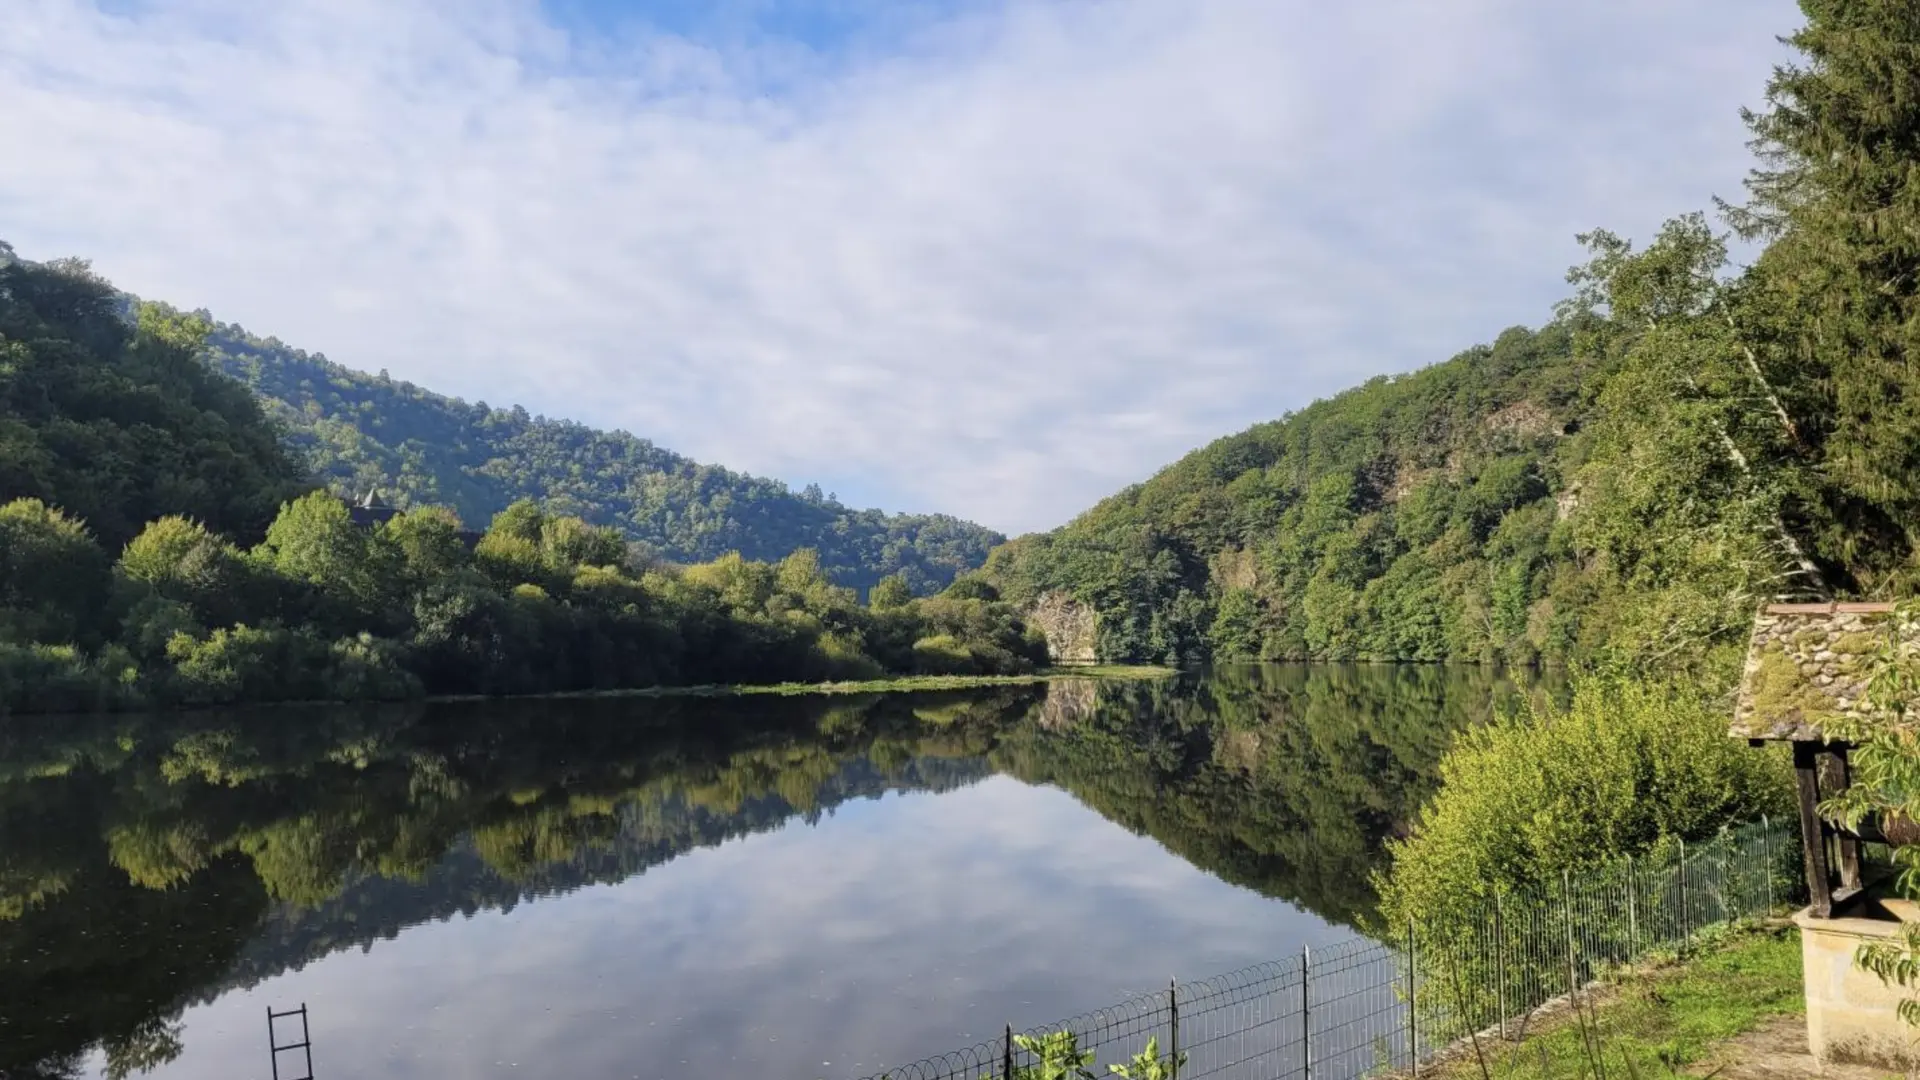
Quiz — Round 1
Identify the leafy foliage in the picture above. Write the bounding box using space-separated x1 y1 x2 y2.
0 254 310 549
1106 1036 1185 1079
0 487 1048 712
1377 677 1791 928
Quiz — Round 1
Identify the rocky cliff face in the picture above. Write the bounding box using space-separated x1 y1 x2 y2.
1027 591 1099 665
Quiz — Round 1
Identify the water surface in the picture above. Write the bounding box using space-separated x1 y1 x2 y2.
0 665 1549 1080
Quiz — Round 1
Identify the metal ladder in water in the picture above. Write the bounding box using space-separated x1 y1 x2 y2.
268 1003 315 1080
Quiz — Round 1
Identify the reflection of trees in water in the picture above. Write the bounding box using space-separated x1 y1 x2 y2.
995 664 1559 925
0 667 1555 1077
0 689 1036 1078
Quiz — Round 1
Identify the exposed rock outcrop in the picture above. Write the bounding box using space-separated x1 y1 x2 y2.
1027 591 1099 665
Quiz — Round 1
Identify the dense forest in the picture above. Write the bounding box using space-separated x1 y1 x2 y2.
985 1 1920 671
0 250 1049 712
200 322 1001 594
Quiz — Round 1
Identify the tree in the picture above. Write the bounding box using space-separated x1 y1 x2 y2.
539 515 627 570
116 516 257 631
868 572 913 611
0 498 110 646
256 492 400 629
1558 216 1826 665
488 500 546 545
1726 0 1920 590
382 507 470 587
0 257 308 547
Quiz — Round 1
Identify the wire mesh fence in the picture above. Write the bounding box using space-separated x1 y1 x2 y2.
843 816 1803 1080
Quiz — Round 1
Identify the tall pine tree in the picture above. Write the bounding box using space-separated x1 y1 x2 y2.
1726 0 1920 590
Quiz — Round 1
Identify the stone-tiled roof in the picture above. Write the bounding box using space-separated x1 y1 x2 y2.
1731 602 1902 741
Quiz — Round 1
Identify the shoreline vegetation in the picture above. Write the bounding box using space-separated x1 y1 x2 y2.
431 663 1179 701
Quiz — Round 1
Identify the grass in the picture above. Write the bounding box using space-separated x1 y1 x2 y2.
430 664 1178 702
1437 924 1803 1080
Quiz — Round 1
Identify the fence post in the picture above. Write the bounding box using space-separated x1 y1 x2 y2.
1562 868 1578 997
1761 814 1775 914
1720 824 1734 924
1003 1023 1014 1080
1678 836 1690 948
1407 918 1418 1078
1625 854 1639 960
1494 891 1508 1042
1159 976 1175 1076
1301 945 1312 1080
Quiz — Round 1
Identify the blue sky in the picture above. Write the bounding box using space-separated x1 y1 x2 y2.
1 0 1799 534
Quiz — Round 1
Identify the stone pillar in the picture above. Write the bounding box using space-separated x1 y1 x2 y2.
1793 907 1920 1068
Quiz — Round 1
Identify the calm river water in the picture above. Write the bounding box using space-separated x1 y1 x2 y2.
0 665 1551 1080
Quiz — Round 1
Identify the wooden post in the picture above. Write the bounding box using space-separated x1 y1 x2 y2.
1003 1023 1014 1080
1793 740 1835 917
1834 745 1864 894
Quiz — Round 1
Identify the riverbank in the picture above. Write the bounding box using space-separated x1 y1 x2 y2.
428 664 1180 703
1430 924 1816 1080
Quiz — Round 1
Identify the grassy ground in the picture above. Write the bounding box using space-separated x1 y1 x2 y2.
1436 924 1804 1080
433 664 1179 702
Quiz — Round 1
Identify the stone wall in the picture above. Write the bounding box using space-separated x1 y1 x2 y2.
1026 591 1099 666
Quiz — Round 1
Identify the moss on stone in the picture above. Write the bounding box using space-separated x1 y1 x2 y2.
1747 639 1837 729
1790 627 1829 647
1832 630 1881 656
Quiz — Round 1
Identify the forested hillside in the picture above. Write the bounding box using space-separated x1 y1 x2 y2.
199 323 998 593
996 2 1920 671
989 214 1919 668
986 323 1601 665
0 252 1052 713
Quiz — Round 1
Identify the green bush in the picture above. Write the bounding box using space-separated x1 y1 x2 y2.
1378 676 1791 926
0 642 140 715
911 634 978 675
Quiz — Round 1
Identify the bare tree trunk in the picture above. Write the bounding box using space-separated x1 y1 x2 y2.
1684 373 1831 599
1727 314 1803 447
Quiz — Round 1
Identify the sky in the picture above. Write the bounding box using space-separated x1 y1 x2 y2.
0 0 1801 535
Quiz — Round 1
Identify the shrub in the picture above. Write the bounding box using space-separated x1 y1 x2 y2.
911 634 978 675
0 641 140 715
1378 675 1791 927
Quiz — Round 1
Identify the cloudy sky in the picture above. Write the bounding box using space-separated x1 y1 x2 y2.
1 0 1799 535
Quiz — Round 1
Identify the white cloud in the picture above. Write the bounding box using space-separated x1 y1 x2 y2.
0 0 1798 533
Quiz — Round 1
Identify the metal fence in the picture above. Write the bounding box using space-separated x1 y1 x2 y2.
846 817 1802 1080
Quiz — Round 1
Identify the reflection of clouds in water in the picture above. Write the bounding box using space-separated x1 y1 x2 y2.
109 776 1345 1080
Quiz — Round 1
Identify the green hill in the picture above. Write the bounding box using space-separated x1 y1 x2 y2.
987 5 1920 672
0 247 309 550
198 323 999 593
983 322 1607 665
